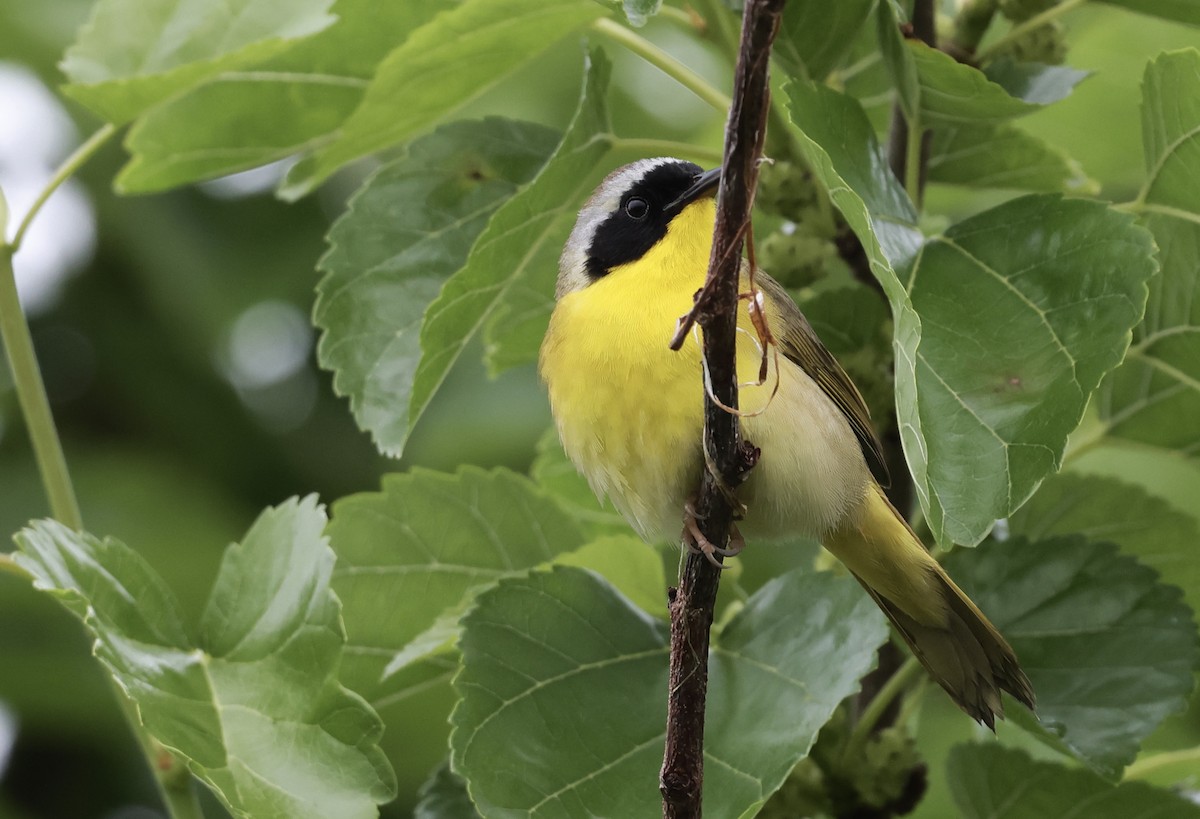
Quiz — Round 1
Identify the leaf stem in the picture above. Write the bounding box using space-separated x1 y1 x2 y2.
591 18 732 112
0 246 82 530
843 655 922 761
0 552 33 580
975 0 1085 63
612 137 723 165
904 116 924 208
1124 746 1200 781
10 123 116 251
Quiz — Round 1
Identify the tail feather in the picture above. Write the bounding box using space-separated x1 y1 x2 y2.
827 484 1035 727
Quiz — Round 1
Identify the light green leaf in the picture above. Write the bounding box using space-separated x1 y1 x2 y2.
450 566 887 818
945 536 1198 778
116 0 447 192
13 498 395 818
415 764 480 819
906 195 1155 545
530 428 628 537
1099 50 1200 454
327 467 588 692
281 0 605 198
410 49 614 446
1009 472 1200 614
314 118 558 456
909 42 1039 125
61 0 337 124
553 535 667 616
1093 0 1200 25
928 123 1095 193
773 0 874 81
949 744 1200 818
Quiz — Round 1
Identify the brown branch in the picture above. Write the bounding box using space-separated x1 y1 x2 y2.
658 1 785 817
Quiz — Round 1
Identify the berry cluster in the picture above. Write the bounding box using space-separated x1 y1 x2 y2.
754 160 838 289
994 0 1068 64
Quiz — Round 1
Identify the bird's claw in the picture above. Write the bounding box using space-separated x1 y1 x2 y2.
682 505 746 569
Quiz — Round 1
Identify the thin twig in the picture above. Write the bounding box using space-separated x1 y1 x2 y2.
658 1 785 816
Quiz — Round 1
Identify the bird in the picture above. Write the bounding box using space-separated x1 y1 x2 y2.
538 157 1035 727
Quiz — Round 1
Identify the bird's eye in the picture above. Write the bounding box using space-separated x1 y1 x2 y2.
624 197 649 219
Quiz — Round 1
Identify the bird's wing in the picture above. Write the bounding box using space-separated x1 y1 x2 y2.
755 271 891 487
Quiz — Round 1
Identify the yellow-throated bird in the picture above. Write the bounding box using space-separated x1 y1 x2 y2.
539 158 1035 726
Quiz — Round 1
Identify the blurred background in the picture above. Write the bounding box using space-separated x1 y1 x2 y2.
0 1 1197 817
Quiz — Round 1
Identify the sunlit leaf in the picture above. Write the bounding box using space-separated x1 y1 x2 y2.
61 0 337 124
928 124 1095 193
1009 471 1200 613
327 467 588 692
906 195 1155 545
949 744 1200 818
315 117 557 456
1099 49 1200 456
945 536 1198 778
410 49 614 445
13 498 395 818
451 566 886 817
117 0 447 192
281 0 604 197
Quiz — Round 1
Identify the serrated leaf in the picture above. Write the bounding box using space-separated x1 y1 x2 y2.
409 49 614 446
415 763 480 819
281 0 604 198
314 118 558 456
773 0 874 81
928 123 1095 193
116 0 446 192
983 58 1090 105
1094 0 1200 25
905 195 1155 545
450 566 887 818
1009 472 1200 614
327 468 588 693
945 536 1199 778
61 0 337 124
13 498 395 819
949 744 1200 818
1099 50 1200 455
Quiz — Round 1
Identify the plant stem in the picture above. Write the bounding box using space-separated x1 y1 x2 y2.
904 115 925 207
614 138 724 165
11 124 116 251
0 246 82 529
591 18 732 113
975 0 1085 63
844 656 922 761
1124 746 1200 781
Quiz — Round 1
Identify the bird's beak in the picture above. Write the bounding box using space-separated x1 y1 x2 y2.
665 167 722 216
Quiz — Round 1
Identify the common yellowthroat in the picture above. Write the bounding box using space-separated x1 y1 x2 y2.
539 158 1034 726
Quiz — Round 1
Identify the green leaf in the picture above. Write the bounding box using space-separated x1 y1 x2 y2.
60 0 337 124
553 535 668 616
314 118 558 456
982 58 1091 106
116 0 447 192
281 0 605 198
530 428 629 537
909 42 1039 125
773 0 874 81
1009 472 1200 614
450 566 887 817
945 536 1199 778
415 764 480 819
410 48 614 447
948 744 1200 818
928 124 1096 193
622 0 661 27
1099 50 1200 454
907 195 1156 546
13 498 395 818
327 467 588 694
875 0 920 121
1093 0 1200 25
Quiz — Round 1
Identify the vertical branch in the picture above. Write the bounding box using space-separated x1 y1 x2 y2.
659 1 786 816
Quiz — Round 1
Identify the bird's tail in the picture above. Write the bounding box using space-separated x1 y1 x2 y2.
824 484 1035 727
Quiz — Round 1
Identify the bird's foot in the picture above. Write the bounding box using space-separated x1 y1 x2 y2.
682 502 745 569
